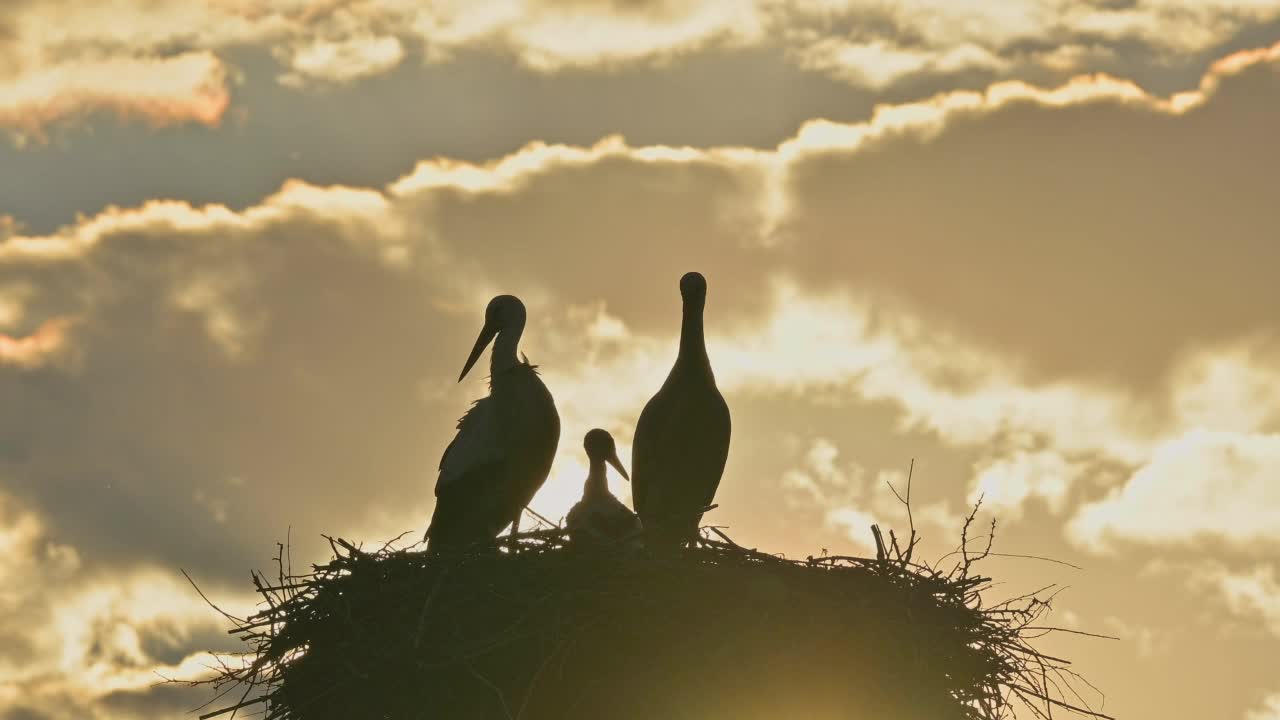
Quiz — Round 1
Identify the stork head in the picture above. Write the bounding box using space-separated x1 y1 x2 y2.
584 428 629 481
458 294 526 381
679 271 707 308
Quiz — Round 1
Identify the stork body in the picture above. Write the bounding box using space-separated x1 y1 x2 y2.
566 429 642 548
631 272 731 550
426 295 560 552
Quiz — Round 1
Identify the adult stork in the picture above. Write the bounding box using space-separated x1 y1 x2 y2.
425 295 560 552
631 271 731 550
566 429 643 548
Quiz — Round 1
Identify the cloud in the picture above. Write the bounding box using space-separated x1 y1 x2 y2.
0 128 785 583
1063 340 1280 550
1248 694 1280 720
1069 429 1280 551
3 42 1279 572
277 34 407 87
1100 615 1171 660
6 43 1280 720
968 450 1089 519
0 318 76 368
382 40 1280 555
778 436 963 554
409 0 1280 85
6 0 1280 143
790 38 1010 89
0 493 248 719
1194 564 1280 637
414 0 768 69
0 53 230 142
778 42 1280 387
1 191 439 578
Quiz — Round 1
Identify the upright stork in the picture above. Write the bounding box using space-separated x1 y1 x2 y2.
631 271 731 550
425 295 560 552
566 429 643 548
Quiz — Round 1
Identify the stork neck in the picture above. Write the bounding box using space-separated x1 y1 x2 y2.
490 317 525 375
675 300 711 377
584 461 609 497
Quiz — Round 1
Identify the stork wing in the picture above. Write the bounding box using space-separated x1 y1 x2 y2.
436 396 505 496
629 392 664 517
632 387 730 518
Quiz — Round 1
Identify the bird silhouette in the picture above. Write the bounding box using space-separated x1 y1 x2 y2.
566 429 643 548
425 295 560 552
631 271 731 551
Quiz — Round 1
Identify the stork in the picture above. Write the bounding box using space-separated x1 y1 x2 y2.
631 271 731 551
425 295 560 552
566 429 643 548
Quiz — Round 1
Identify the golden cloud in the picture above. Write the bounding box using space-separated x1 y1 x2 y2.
1070 429 1280 550
0 492 253 718
1208 565 1280 637
0 316 76 368
1 55 1280 720
1248 693 1280 720
5 0 1280 143
0 52 230 142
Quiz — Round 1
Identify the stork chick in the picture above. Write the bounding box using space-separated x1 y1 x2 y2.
566 429 642 548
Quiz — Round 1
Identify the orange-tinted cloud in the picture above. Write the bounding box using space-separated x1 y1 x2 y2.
0 317 75 368
5 0 1280 147
0 53 230 142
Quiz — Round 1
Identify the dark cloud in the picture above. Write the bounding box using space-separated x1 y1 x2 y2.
0 146 775 582
780 55 1280 387
537 0 704 19
0 639 262 720
138 621 239 667
1 224 456 579
417 152 775 332
98 683 213 720
0 629 35 665
5 50 1280 585
0 46 877 235
8 27 1274 236
0 707 51 720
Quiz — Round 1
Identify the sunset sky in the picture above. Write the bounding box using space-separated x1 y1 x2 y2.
3 1 1280 718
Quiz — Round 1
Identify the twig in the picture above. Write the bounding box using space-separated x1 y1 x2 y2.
198 696 268 720
986 552 1083 570
523 506 560 530
1022 627 1119 641
706 526 741 548
181 569 246 626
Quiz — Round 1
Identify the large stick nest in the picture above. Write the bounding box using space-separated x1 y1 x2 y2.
192 512 1112 720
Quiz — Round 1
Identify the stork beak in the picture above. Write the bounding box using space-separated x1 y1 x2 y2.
458 320 498 382
607 449 630 482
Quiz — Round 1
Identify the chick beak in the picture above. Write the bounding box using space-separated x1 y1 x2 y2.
607 449 630 482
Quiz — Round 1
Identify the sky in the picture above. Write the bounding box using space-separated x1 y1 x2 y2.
2 1 1280 718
